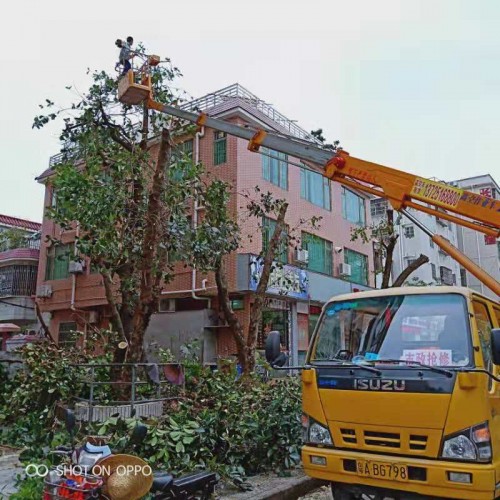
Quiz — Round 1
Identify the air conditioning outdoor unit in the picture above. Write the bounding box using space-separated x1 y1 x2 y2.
69 261 85 274
338 263 352 277
294 249 309 264
36 284 53 298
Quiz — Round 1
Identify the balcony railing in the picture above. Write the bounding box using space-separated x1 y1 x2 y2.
0 265 38 297
0 239 40 252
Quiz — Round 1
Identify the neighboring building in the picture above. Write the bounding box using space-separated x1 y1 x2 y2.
35 83 375 364
0 214 41 336
452 174 500 299
370 198 460 287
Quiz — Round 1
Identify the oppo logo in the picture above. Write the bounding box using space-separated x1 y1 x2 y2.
353 379 406 391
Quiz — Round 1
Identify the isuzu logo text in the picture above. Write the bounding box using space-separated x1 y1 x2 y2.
353 379 406 391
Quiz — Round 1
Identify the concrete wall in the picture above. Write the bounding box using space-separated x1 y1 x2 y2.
144 309 218 364
0 297 37 327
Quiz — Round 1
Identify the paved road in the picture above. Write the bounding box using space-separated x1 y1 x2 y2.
0 466 23 498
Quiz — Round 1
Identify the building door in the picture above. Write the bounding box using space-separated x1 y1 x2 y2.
258 298 291 351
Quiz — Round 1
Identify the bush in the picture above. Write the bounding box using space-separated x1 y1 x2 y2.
90 369 301 485
1 342 302 487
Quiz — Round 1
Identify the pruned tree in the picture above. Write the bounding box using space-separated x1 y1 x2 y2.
351 209 429 288
195 186 320 374
33 52 210 364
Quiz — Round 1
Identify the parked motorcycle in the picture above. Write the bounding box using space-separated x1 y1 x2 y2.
43 408 218 500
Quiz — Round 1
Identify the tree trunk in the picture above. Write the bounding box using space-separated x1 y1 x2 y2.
129 128 172 362
35 301 56 344
246 202 288 374
392 254 429 287
214 259 247 366
381 236 397 289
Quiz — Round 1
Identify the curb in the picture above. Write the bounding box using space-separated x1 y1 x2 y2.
223 477 328 500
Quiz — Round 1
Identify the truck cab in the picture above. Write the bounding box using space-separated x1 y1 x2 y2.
284 287 500 499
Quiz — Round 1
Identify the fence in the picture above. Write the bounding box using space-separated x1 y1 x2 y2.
71 362 185 422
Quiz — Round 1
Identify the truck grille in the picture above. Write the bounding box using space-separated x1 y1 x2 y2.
364 431 400 448
337 426 430 454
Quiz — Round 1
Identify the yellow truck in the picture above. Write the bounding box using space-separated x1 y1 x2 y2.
268 286 500 499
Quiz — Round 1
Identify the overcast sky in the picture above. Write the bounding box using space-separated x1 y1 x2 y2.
1 0 499 222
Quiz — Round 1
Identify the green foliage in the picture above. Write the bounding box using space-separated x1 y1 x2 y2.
0 228 33 251
10 476 44 500
0 340 107 460
92 371 301 486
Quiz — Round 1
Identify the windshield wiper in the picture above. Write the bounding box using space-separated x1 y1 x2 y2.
311 358 382 376
372 358 453 378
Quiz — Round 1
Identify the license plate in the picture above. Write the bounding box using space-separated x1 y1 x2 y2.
356 460 408 482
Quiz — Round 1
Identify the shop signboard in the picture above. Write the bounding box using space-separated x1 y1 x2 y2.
249 256 309 300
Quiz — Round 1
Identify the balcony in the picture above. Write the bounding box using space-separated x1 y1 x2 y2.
0 265 38 297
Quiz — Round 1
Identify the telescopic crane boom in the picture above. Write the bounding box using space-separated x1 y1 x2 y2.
118 70 500 296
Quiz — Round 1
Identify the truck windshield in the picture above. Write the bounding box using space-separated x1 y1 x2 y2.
311 293 471 367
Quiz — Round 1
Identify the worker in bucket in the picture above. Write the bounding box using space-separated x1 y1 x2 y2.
115 36 134 76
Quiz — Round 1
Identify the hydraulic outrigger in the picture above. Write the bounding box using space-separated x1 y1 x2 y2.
118 65 500 296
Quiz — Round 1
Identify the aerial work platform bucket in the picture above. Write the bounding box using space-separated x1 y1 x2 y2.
118 70 152 105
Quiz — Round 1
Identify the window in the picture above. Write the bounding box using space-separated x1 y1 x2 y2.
213 131 227 165
370 198 389 219
431 263 437 281
344 248 368 285
58 322 78 347
341 188 366 226
440 266 453 285
50 187 57 208
312 294 471 367
460 268 467 287
180 139 193 159
262 148 288 190
45 244 72 280
302 233 333 275
300 167 331 210
262 216 288 264
473 301 494 388
404 226 415 238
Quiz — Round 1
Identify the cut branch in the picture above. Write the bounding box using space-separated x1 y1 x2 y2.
392 254 429 287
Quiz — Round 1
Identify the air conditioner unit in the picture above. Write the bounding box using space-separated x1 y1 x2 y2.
36 284 53 298
338 263 352 277
88 311 99 324
294 249 309 264
69 261 85 274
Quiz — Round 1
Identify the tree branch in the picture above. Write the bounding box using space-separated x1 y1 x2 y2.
215 259 246 352
247 202 288 359
101 269 128 344
392 254 429 287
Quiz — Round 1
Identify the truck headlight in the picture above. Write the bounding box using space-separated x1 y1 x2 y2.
441 422 491 462
302 414 333 446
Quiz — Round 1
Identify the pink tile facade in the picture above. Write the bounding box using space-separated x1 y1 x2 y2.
36 90 374 358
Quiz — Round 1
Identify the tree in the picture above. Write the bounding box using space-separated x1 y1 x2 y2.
0 228 34 251
33 53 206 363
195 186 320 374
351 209 429 288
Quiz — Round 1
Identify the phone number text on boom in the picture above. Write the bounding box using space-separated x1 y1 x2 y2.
411 179 462 208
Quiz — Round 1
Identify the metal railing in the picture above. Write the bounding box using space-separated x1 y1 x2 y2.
71 362 185 422
181 83 317 142
0 265 38 297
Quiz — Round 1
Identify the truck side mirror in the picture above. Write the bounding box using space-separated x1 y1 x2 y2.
265 331 281 365
491 329 500 365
